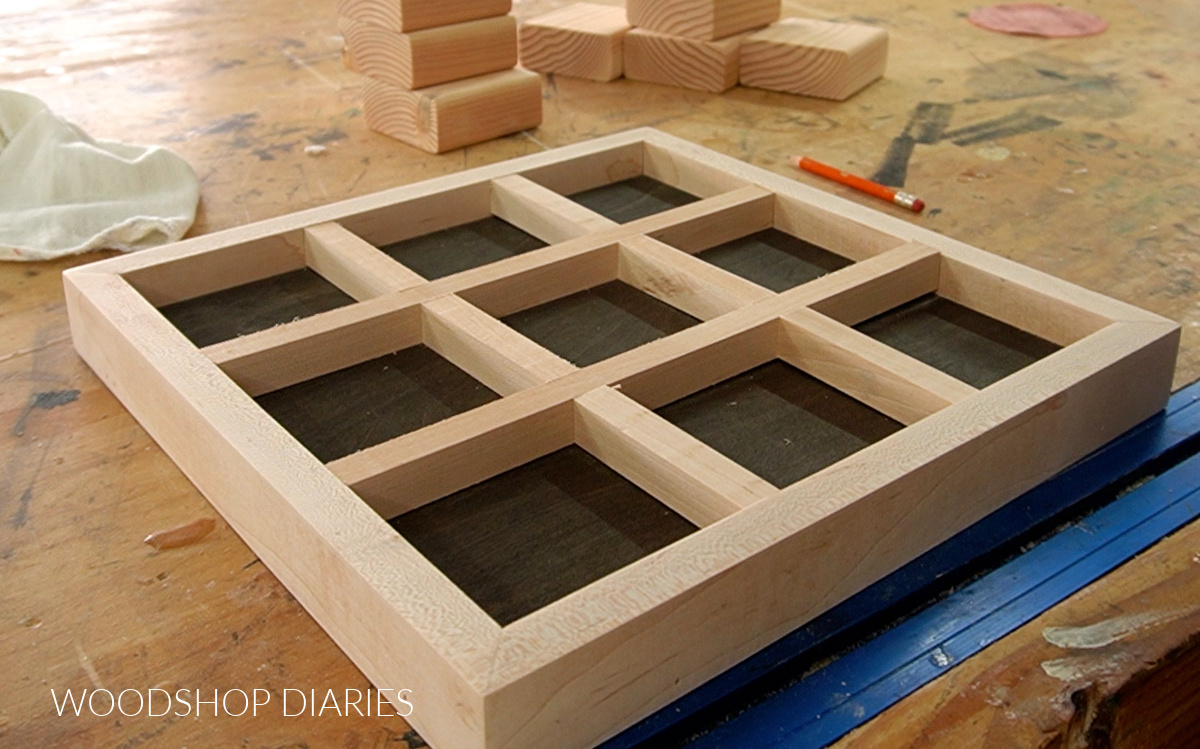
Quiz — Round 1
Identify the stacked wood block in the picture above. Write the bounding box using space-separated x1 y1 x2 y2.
519 3 631 82
626 0 780 40
339 0 542 152
740 18 888 100
515 0 887 101
623 0 779 93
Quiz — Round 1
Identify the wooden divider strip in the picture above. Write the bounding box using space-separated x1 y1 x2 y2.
575 387 776 526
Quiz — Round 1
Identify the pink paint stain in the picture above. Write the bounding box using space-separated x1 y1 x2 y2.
968 3 1109 38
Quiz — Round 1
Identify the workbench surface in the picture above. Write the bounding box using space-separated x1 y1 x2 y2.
3 0 1199 746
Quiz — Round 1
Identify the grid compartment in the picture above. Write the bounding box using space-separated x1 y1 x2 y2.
656 360 903 488
379 216 547 280
256 344 499 463
391 445 696 625
696 228 853 292
502 279 700 366
568 175 699 223
857 294 1061 389
160 269 354 347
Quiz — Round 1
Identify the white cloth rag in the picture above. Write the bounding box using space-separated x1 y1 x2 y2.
0 89 200 261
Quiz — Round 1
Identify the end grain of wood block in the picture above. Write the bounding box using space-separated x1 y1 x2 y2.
740 18 888 101
623 27 743 93
337 0 511 33
363 68 542 153
339 15 517 90
519 3 631 82
626 0 780 41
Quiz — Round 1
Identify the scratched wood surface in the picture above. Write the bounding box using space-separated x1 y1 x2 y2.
2 0 1199 746
838 518 1200 749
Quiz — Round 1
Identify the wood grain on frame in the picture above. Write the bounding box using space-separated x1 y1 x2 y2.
65 128 1178 749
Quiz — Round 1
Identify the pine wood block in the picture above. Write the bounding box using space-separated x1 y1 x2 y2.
519 3 631 82
337 0 511 33
626 0 780 41
65 129 1179 749
340 15 517 90
623 27 743 93
740 18 888 101
362 68 542 154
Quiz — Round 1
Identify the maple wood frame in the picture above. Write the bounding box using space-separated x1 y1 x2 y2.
64 129 1178 749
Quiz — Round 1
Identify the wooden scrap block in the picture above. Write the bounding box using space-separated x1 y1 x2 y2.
740 18 888 100
336 0 511 33
519 3 631 82
626 0 780 41
339 15 517 90
362 68 542 153
623 27 742 93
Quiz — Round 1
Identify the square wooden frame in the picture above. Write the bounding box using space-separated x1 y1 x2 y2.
64 129 1178 749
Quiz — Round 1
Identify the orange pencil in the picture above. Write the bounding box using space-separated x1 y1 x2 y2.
790 155 925 213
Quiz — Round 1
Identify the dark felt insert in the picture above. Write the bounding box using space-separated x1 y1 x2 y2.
696 228 853 293
378 216 547 280
855 294 1060 389
657 361 903 489
568 176 698 223
502 280 699 367
390 445 697 626
255 345 499 463
159 269 354 348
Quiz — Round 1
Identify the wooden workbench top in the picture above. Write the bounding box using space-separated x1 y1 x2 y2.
3 0 1198 745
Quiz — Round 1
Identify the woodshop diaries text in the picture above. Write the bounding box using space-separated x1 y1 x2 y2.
50 687 414 718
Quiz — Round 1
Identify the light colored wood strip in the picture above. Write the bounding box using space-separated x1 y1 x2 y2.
338 179 494 247
642 141 756 200
648 186 775 253
575 387 775 526
807 241 941 324
907 231 1162 326
204 294 424 396
330 387 577 517
614 318 778 409
457 242 620 318
938 253 1114 346
778 309 977 425
304 221 425 300
421 294 574 396
491 174 617 244
774 191 909 262
518 140 643 196
123 231 305 307
618 235 774 320
775 239 937 308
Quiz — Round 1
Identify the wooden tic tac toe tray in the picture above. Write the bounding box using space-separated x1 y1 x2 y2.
64 129 1178 748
